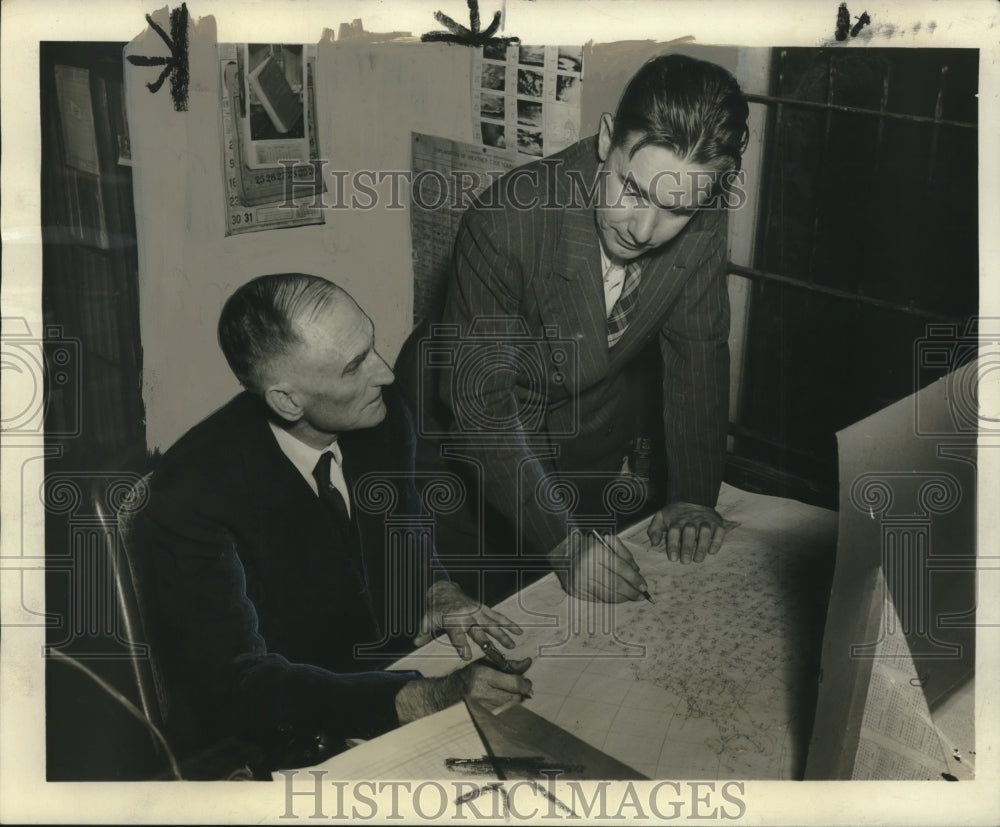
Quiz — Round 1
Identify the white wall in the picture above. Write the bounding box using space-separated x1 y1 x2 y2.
127 19 472 450
126 17 761 451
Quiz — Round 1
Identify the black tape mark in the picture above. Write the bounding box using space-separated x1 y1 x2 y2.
422 0 520 47
455 781 506 805
446 756 583 775
452 778 576 817
836 4 872 41
447 757 497 776
941 772 958 781
527 778 578 817
126 3 189 111
835 3 851 40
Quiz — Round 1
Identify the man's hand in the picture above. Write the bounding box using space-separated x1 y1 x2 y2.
414 580 523 660
394 659 533 724
647 502 738 564
549 531 648 603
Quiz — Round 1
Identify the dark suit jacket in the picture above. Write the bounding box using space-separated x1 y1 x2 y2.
438 136 730 556
135 386 439 767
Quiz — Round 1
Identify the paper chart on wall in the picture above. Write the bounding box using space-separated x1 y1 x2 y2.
472 44 583 159
409 133 518 323
395 483 840 780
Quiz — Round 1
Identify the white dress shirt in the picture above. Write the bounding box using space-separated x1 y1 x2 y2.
268 422 352 516
600 244 627 317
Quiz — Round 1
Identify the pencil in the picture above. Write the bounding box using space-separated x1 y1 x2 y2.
590 529 655 603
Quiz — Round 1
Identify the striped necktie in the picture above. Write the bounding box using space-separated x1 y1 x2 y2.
607 260 642 348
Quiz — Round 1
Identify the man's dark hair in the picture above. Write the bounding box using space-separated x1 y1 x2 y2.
218 272 343 392
612 53 750 172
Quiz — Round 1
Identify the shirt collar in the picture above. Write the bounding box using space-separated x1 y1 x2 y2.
599 242 614 280
268 421 342 491
598 235 644 279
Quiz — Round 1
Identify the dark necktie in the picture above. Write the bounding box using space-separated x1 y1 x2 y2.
312 451 351 527
312 451 371 605
606 260 643 348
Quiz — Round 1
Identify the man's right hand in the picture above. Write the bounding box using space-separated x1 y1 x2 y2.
394 660 533 724
549 531 648 603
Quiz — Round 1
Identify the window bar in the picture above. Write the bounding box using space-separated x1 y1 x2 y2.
758 49 787 272
726 421 831 463
927 64 948 184
741 92 975 130
872 62 891 177
727 262 966 322
722 452 834 504
737 49 786 452
807 54 837 283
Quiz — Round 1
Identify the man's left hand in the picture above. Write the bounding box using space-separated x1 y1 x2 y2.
415 580 523 660
647 502 739 564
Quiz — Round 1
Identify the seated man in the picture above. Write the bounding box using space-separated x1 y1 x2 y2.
135 273 530 771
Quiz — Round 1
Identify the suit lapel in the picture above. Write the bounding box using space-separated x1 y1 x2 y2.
235 396 334 544
340 423 396 634
531 143 610 392
538 207 610 391
235 391 386 566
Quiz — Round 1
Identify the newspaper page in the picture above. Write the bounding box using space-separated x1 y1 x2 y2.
851 588 954 780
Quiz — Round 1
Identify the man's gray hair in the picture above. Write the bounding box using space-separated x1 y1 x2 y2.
218 273 343 392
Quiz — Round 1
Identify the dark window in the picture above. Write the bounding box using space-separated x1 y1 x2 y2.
728 48 978 506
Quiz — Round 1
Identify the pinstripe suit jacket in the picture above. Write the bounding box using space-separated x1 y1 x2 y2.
439 136 730 556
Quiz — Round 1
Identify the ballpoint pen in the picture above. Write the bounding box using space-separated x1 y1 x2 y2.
590 529 655 603
476 638 533 702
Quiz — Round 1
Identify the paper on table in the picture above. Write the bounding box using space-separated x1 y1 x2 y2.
806 360 977 779
395 483 839 780
310 702 497 780
852 577 952 779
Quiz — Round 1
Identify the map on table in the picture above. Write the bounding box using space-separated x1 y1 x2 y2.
395 483 840 779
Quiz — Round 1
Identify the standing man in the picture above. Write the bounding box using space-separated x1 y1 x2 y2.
136 273 529 771
405 53 748 604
